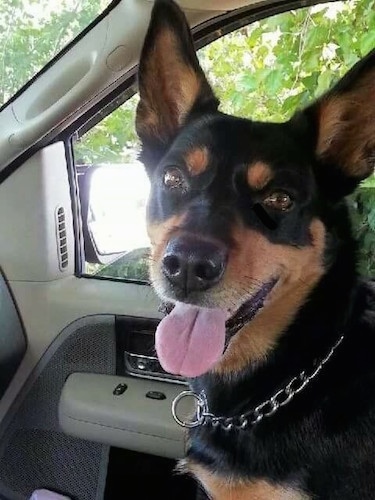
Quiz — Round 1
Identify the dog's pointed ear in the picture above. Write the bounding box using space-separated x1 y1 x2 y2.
136 0 219 171
295 49 375 199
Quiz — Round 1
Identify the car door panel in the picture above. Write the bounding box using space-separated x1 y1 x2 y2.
0 315 115 500
0 139 183 499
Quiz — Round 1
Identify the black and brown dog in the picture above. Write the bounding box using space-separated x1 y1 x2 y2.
135 0 375 498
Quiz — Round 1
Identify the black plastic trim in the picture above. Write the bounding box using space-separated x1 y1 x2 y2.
0 268 27 399
65 139 85 276
81 273 149 287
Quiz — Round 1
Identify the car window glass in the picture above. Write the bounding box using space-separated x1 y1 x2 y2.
74 0 375 282
0 0 112 107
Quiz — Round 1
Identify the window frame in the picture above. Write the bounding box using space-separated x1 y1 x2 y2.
67 0 333 285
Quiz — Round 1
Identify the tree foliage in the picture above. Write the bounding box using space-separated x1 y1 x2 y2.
75 0 375 167
200 1 375 121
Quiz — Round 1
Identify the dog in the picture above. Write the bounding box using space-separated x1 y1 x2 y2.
135 0 375 498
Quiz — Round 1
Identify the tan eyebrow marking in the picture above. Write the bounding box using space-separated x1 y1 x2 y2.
185 147 209 176
247 161 273 190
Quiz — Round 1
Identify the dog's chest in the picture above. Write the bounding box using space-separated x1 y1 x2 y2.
189 462 311 500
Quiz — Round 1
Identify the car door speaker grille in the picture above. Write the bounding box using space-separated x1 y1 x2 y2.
55 206 69 271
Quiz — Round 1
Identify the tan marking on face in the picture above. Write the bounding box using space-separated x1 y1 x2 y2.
147 214 186 262
212 219 326 376
317 68 375 178
185 147 209 176
247 161 273 191
147 213 186 295
189 463 311 500
136 30 202 143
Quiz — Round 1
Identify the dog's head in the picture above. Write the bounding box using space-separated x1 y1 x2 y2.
136 0 375 378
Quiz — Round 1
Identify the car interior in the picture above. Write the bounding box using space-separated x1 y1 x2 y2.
0 0 374 498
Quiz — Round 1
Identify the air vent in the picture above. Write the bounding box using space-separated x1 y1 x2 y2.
55 206 69 271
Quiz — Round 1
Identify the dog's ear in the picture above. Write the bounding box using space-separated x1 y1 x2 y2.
296 49 375 199
136 0 219 171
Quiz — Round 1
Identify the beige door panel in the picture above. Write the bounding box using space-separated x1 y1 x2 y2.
0 276 161 427
0 141 161 429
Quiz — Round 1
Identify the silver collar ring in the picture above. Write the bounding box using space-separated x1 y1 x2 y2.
172 390 207 428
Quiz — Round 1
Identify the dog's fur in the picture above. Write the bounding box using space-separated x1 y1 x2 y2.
136 1 375 498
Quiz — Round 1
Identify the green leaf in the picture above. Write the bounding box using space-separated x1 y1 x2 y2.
239 74 258 92
361 176 375 188
359 31 375 56
264 70 284 94
281 93 305 115
303 50 321 73
315 70 334 97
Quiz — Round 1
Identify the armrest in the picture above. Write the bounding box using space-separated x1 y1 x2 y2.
59 373 192 459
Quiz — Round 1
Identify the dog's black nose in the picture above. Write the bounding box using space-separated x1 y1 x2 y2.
162 236 227 294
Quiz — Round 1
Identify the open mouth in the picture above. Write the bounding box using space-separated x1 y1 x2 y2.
159 277 278 336
155 278 278 378
225 278 278 338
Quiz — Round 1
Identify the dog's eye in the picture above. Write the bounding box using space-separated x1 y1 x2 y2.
163 167 186 191
263 191 293 211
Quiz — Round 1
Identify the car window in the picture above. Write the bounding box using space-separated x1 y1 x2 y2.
73 0 375 283
0 0 112 107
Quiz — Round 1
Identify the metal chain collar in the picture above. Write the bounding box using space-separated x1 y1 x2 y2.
172 335 344 431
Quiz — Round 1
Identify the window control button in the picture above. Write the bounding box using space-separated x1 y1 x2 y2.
113 383 128 395
146 391 166 400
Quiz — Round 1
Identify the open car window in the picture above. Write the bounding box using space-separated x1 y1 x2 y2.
73 0 375 282
0 0 113 108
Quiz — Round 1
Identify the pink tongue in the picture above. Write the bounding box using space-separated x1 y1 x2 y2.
155 302 227 378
